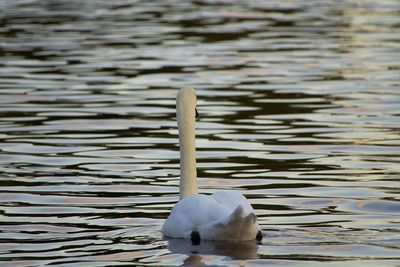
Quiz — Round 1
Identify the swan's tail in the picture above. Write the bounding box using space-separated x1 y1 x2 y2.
200 205 259 241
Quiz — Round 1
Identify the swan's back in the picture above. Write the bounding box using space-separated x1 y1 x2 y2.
162 191 259 241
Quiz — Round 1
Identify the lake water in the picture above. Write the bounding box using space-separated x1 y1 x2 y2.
0 0 399 266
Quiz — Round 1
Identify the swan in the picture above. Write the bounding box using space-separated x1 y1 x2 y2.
162 87 262 243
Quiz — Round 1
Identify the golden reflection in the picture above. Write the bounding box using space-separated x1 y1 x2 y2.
95 251 141 260
166 237 259 265
183 254 204 266
206 178 239 185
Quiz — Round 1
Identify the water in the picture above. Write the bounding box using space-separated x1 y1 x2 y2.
0 0 399 266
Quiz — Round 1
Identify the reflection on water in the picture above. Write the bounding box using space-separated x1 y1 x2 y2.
167 238 259 260
0 0 400 266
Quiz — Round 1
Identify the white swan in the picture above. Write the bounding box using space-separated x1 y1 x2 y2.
162 87 262 243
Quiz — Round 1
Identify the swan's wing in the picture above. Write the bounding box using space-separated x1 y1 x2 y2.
199 204 259 241
162 194 231 238
162 192 259 241
211 190 255 215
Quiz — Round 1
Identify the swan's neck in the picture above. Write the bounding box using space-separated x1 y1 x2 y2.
177 95 197 200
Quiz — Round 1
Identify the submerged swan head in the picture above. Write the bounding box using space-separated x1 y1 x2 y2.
177 87 198 199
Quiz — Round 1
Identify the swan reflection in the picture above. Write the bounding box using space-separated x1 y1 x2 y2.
166 237 259 263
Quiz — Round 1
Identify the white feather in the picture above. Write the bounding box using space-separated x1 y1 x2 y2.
162 88 260 241
163 191 259 241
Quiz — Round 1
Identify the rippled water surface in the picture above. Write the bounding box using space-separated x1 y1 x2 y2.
1 0 400 266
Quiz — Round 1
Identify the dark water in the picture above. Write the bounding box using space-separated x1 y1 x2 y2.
0 0 400 266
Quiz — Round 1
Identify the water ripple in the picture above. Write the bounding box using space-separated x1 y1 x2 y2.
1 0 399 266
